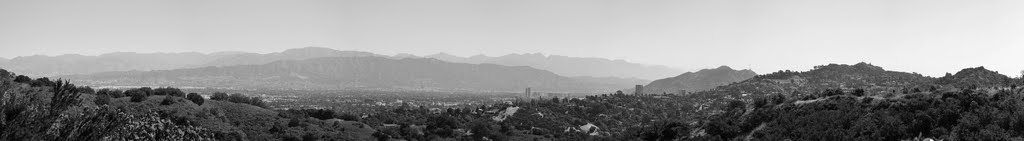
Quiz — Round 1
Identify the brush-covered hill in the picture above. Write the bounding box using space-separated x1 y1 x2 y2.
62 57 623 93
937 66 1015 88
699 63 934 99
687 67 1024 141
641 66 756 94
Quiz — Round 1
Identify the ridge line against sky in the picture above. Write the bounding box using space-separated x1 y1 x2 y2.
2 0 1023 77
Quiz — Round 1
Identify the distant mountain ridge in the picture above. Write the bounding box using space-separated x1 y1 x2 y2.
1 47 672 81
641 66 756 94
62 56 625 93
422 53 682 80
200 47 384 67
0 52 230 77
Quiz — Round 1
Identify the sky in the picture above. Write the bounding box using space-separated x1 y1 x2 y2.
1 0 1023 77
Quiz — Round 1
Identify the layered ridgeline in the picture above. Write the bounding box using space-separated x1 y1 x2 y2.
423 53 682 80
0 52 228 77
62 57 625 93
641 66 756 94
1 47 672 82
0 47 383 77
200 47 383 67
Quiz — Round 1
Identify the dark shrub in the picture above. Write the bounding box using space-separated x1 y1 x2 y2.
852 88 866 96
125 87 152 97
76 86 95 94
210 92 229 101
338 113 360 121
186 93 204 105
14 75 31 83
130 92 148 102
108 89 125 98
95 94 111 105
227 93 248 103
154 87 185 97
161 96 177 105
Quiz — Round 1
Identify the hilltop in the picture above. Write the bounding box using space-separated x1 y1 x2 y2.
0 47 677 81
937 66 1014 88
641 66 756 94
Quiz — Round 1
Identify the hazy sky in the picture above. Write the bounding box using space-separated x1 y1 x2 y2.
1 0 1023 77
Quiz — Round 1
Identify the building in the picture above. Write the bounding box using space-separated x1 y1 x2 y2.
525 87 532 98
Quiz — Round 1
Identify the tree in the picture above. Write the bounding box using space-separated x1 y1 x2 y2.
95 94 111 105
210 92 229 101
125 87 153 97
50 80 82 111
13 75 31 83
726 100 746 112
161 96 177 105
249 97 267 108
852 89 866 96
154 87 185 97
30 77 55 87
130 91 148 102
770 93 787 105
96 89 125 98
76 86 95 94
186 93 204 105
227 93 248 103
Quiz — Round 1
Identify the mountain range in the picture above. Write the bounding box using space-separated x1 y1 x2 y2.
420 53 682 80
0 47 678 81
61 56 629 93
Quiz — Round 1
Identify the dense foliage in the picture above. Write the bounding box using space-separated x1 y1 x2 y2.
0 69 214 140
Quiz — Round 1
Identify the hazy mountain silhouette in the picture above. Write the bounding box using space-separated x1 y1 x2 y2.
200 47 383 67
0 52 231 77
2 47 675 81
63 57 624 93
572 76 651 89
422 53 681 80
641 66 756 94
